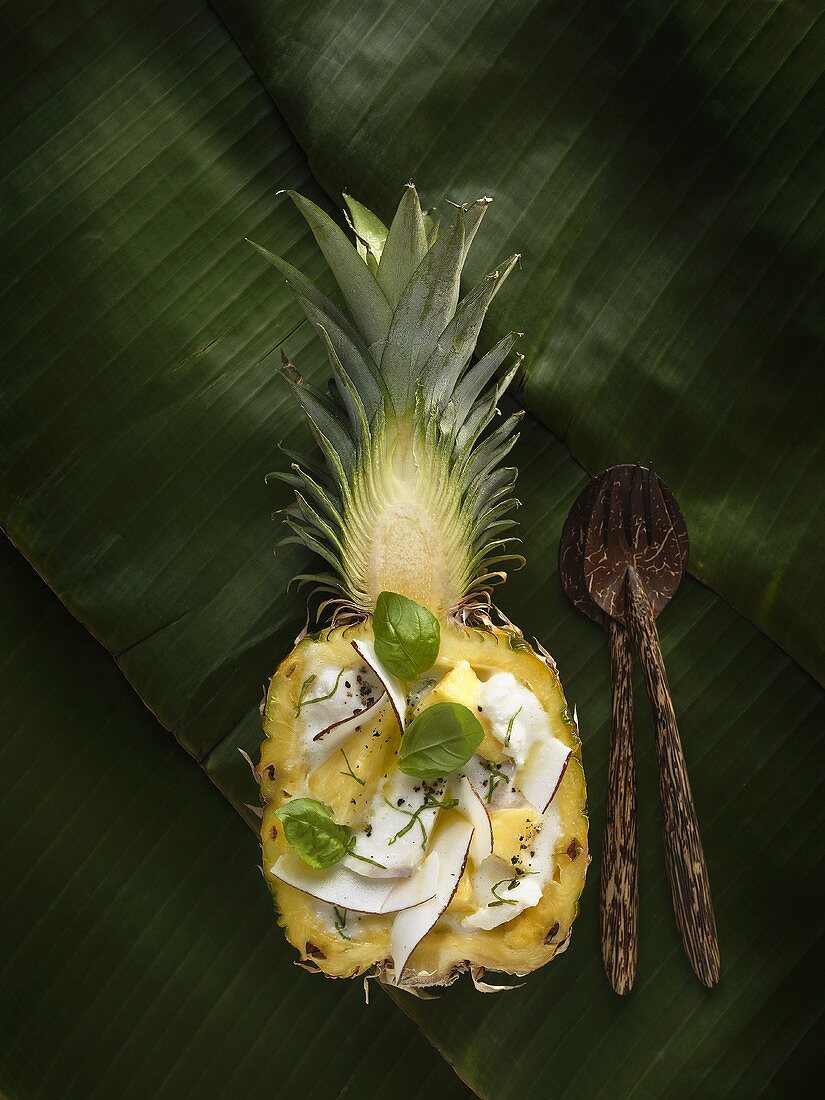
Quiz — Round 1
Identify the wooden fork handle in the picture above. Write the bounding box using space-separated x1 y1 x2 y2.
600 617 638 995
624 567 720 987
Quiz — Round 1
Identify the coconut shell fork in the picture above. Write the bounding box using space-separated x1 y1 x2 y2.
560 478 638 995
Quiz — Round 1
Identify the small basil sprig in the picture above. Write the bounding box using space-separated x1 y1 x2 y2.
373 591 440 681
398 701 484 780
274 798 384 870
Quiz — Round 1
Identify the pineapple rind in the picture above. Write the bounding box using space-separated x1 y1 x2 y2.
259 621 588 986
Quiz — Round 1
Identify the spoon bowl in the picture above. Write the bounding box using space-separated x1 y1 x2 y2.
584 464 688 621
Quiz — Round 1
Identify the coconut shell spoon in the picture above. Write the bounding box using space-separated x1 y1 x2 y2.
584 465 719 987
559 478 638 995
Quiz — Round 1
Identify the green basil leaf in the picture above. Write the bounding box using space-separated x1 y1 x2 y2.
273 798 352 869
398 702 484 780
373 591 440 681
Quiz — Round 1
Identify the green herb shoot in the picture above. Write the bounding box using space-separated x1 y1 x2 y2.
384 794 459 848
504 706 522 747
483 760 510 803
373 591 440 681
294 674 316 716
333 907 351 941
339 748 364 786
488 869 538 907
295 668 345 717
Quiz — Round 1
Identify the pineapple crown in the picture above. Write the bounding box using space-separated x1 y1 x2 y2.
251 184 525 623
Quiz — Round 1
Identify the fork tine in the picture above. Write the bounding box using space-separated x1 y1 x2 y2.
583 470 624 619
585 471 609 553
607 468 629 557
630 464 646 549
648 467 676 543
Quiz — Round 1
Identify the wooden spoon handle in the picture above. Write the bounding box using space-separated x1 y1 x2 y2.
624 568 720 987
600 617 638 995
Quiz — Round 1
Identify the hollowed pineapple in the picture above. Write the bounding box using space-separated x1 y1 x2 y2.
254 186 588 990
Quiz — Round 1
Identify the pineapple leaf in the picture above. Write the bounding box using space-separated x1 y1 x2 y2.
292 491 346 557
424 212 440 247
278 362 357 471
245 238 352 335
260 187 527 613
456 362 521 451
460 195 493 263
379 205 466 414
285 190 393 353
268 468 343 526
280 523 347 577
453 332 522 425
316 326 371 446
462 412 525 485
290 290 385 417
376 183 428 307
343 192 389 264
423 255 520 411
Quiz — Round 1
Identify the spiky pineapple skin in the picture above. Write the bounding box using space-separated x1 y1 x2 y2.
259 621 588 986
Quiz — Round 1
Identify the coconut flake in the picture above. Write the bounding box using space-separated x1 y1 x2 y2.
381 854 440 912
461 855 544 931
462 804 564 931
456 776 493 864
351 639 407 732
343 773 446 878
390 818 474 982
517 737 572 812
270 852 438 914
306 689 386 772
476 672 571 810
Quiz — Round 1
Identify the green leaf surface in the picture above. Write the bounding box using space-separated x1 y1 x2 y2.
0 0 328 768
399 703 485 781
274 797 354 868
286 190 393 351
343 192 388 269
0 2 469 1092
376 183 428 307
1 1 824 1097
0 540 473 1100
212 0 825 687
374 591 441 681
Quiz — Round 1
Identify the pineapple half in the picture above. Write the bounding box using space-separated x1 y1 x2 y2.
254 185 588 990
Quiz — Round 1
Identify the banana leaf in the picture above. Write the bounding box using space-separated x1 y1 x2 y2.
0 540 472 1100
1 0 824 1097
0 0 467 1094
0 0 330 765
213 0 825 688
